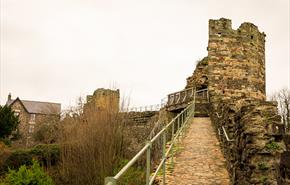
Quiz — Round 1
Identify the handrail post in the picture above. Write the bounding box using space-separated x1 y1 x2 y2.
180 113 184 137
181 113 183 126
146 141 151 185
171 119 175 166
162 131 166 185
177 117 180 131
105 177 116 185
171 119 175 140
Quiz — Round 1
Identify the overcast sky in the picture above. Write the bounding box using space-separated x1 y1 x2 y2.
0 0 289 109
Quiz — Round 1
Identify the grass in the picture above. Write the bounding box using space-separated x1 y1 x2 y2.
114 159 145 185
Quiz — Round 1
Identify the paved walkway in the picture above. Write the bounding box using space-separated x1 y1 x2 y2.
163 117 230 185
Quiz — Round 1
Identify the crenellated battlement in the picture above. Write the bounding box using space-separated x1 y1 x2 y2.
209 18 265 38
206 18 266 102
209 18 233 35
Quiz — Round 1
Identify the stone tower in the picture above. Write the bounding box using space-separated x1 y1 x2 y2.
182 18 287 184
84 88 120 113
207 18 266 102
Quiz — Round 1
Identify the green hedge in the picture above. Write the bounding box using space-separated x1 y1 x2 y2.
0 144 59 175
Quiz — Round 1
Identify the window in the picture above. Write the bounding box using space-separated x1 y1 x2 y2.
14 110 20 117
30 114 36 123
28 125 34 133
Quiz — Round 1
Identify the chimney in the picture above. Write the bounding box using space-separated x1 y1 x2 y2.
8 93 11 101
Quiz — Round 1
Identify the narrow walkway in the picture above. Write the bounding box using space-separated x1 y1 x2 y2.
165 117 230 185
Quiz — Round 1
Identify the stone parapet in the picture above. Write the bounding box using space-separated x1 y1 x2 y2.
209 100 287 184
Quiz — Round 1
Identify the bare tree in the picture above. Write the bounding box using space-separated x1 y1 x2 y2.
270 88 290 132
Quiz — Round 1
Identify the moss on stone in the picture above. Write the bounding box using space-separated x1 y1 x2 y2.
265 141 281 151
257 162 269 171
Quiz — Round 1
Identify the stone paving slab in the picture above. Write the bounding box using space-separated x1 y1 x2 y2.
160 117 230 185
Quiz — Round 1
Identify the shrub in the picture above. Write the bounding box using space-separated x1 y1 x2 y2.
0 106 19 139
10 130 21 141
3 160 53 185
0 143 12 176
33 122 59 144
0 144 60 174
0 139 11 147
30 144 60 166
58 96 126 185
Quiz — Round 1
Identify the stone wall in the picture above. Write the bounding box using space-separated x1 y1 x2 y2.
186 57 208 90
281 134 290 184
209 100 287 184
184 18 287 184
207 18 266 103
122 109 180 162
10 100 30 144
125 111 158 125
122 111 159 159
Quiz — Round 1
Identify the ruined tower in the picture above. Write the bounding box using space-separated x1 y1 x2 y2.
84 88 120 113
207 18 266 102
173 18 287 184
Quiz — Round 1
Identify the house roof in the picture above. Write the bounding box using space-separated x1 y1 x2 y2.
6 98 61 115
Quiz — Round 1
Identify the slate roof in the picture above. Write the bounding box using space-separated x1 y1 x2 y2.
6 98 61 115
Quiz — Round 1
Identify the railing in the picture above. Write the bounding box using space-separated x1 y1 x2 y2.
167 88 208 107
125 104 162 112
216 113 234 142
167 87 195 106
122 97 168 112
121 88 208 113
104 92 196 185
195 88 209 102
220 126 234 142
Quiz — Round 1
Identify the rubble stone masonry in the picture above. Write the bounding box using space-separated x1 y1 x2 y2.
184 18 288 184
207 18 266 102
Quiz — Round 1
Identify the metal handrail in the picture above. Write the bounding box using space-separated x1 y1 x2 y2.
127 104 161 112
215 113 234 142
167 87 194 97
167 87 208 107
218 125 234 143
175 92 181 104
216 112 222 118
121 96 169 113
122 88 209 112
105 91 196 185
169 95 174 105
182 92 187 102
221 126 234 142
195 88 208 93
195 88 209 98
